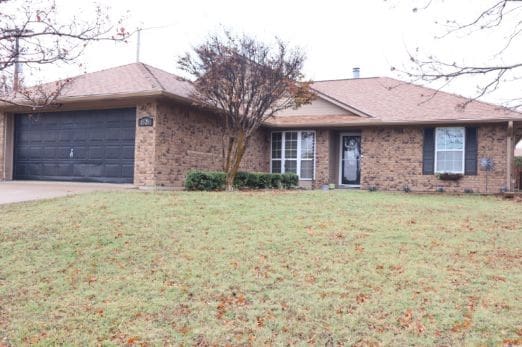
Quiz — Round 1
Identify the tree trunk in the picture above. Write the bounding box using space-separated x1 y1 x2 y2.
224 130 249 191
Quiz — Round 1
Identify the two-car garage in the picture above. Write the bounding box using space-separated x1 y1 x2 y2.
13 108 136 184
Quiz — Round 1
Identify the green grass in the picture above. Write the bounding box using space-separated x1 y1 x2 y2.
0 191 521 346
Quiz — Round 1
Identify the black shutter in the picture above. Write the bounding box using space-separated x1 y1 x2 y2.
465 127 478 175
423 128 435 175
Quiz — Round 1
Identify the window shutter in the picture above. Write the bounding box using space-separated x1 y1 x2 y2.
465 127 478 175
423 128 435 175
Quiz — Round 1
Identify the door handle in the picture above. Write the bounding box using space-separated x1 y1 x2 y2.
69 148 74 159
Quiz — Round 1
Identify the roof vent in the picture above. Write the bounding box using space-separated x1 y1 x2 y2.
353 67 360 79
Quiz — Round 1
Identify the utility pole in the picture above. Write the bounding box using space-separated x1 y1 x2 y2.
136 28 142 63
13 34 20 91
4 28 32 92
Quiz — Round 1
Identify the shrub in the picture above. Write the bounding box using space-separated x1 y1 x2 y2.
270 174 282 189
234 171 250 189
258 173 273 189
185 171 226 191
281 173 299 189
185 171 296 191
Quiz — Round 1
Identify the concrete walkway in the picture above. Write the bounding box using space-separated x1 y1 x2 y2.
0 181 134 205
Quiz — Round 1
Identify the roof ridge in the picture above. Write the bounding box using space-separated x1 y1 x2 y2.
136 63 166 92
313 76 381 83
141 63 191 82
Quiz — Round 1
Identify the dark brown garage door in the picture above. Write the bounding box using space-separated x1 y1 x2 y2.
14 108 136 183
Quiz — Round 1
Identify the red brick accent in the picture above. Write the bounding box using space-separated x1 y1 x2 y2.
360 124 508 193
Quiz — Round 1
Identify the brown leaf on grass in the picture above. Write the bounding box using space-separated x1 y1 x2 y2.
256 316 264 327
398 309 414 328
177 325 190 335
353 338 380 347
126 336 140 344
451 319 472 333
333 231 345 240
355 243 364 253
356 293 369 304
414 320 426 334
193 334 210 347
305 275 316 284
390 264 404 274
502 338 522 346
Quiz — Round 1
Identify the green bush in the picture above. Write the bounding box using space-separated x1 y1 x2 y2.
234 171 250 189
270 173 282 189
281 172 299 188
185 171 226 191
185 171 298 191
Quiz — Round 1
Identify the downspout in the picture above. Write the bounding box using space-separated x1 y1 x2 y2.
507 121 514 192
2 113 6 181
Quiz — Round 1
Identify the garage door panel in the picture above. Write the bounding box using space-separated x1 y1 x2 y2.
14 108 136 183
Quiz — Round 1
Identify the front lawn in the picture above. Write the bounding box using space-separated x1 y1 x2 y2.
0 191 521 345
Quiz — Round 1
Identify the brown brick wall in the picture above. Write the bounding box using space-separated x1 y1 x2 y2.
134 103 157 186
134 100 270 188
314 129 332 188
360 124 508 193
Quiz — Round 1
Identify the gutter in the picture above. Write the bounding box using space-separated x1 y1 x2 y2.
265 118 522 128
2 114 6 180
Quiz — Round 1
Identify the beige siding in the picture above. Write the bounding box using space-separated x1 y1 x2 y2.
276 97 351 117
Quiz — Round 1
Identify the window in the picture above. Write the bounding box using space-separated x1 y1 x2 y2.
435 127 465 173
271 131 315 180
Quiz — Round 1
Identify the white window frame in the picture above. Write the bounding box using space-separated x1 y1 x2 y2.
434 127 466 174
270 130 316 180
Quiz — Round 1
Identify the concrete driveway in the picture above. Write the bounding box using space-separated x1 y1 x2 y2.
0 181 134 205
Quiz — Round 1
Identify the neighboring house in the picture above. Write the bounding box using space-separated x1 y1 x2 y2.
1 63 521 193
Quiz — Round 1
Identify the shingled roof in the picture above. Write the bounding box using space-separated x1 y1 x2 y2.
267 77 522 127
1 63 194 108
3 63 521 126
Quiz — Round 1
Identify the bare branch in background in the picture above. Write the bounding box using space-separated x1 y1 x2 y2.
392 0 522 110
0 0 128 110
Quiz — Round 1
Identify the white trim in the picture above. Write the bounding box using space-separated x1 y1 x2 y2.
338 132 361 187
270 130 316 180
434 127 466 174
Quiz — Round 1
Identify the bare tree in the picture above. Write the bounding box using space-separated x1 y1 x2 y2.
178 32 314 191
395 0 522 109
0 0 128 109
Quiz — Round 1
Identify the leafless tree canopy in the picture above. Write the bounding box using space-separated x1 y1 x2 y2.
399 0 522 109
178 32 313 190
0 0 127 109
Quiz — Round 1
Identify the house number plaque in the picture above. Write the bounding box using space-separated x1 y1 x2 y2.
138 116 153 127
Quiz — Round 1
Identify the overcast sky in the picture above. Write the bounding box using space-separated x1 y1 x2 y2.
27 0 522 112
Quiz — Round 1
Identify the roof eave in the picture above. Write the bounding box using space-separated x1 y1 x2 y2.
0 90 197 112
264 118 522 128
